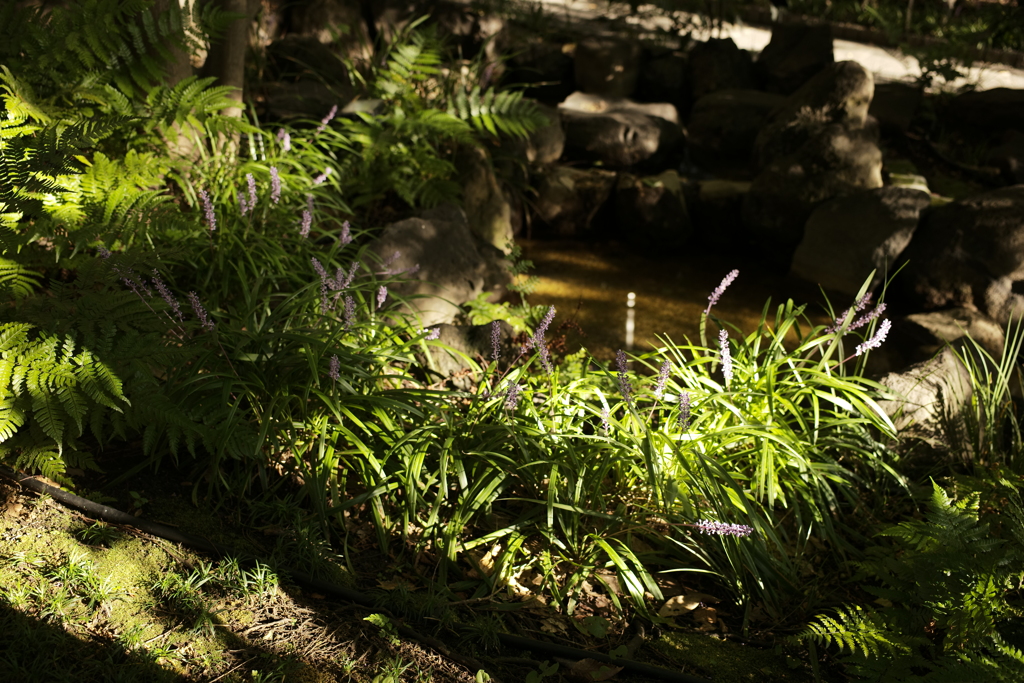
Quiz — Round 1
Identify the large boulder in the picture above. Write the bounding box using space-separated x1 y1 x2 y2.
370 206 510 327
559 93 683 169
755 60 875 169
878 347 973 448
687 38 754 103
791 187 930 296
755 23 834 95
456 146 513 253
636 47 689 118
574 36 642 99
946 87 1024 134
526 103 565 165
743 123 884 251
687 89 786 173
614 170 691 249
893 186 1024 325
533 166 617 237
505 29 576 105
870 81 923 133
984 130 1024 186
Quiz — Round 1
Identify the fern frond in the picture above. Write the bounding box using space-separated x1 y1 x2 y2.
795 605 908 658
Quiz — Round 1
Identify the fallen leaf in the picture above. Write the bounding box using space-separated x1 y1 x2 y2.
570 658 623 681
657 591 720 617
692 607 718 630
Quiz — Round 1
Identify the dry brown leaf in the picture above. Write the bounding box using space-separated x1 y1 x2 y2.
540 616 569 634
570 657 623 681
692 607 718 631
658 592 721 617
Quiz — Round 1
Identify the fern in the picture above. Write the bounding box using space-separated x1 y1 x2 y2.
794 482 1024 681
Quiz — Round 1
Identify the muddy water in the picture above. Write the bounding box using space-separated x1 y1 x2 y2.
518 239 838 362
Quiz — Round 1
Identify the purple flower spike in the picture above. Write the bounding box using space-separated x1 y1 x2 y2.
151 271 183 322
246 173 257 212
719 329 733 387
599 396 611 434
97 246 111 259
339 221 352 246
855 318 892 357
316 104 338 135
270 167 281 204
300 210 312 238
706 269 739 315
825 293 873 334
490 320 501 361
277 128 291 152
328 354 340 381
616 349 632 404
678 392 691 430
187 292 215 331
376 285 387 309
505 382 522 411
199 189 216 230
654 359 671 400
425 327 441 341
849 303 886 333
313 168 332 185
343 295 356 329
693 519 754 538
237 191 247 215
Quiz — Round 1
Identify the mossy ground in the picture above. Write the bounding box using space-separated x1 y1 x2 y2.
0 471 821 682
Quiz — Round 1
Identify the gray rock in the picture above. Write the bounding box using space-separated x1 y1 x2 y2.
687 38 754 103
370 206 511 327
687 89 786 172
506 30 576 105
894 186 1024 325
984 130 1024 185
456 146 513 254
526 103 565 165
743 122 884 250
533 166 617 237
574 36 642 99
870 81 923 133
559 95 684 169
878 347 973 448
792 187 930 296
755 23 834 95
636 48 689 116
946 87 1024 133
903 308 1006 365
614 170 691 250
560 91 679 125
425 320 516 390
755 61 875 169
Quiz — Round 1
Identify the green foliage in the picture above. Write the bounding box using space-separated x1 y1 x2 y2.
795 482 1024 681
0 321 127 481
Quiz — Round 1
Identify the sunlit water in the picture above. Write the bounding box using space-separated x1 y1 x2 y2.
518 239 838 362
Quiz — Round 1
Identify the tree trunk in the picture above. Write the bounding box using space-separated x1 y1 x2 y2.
200 0 254 119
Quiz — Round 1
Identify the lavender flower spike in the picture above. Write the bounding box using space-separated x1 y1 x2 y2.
376 285 388 309
504 382 522 411
313 167 332 185
678 391 691 430
270 167 281 204
490 320 501 361
300 210 312 238
276 128 291 152
187 292 215 331
339 221 352 246
199 189 216 230
343 295 356 329
246 173 257 212
425 327 441 341
855 318 892 357
654 359 671 400
152 271 183 322
849 303 886 333
616 349 632 404
825 293 873 334
328 355 341 381
693 519 754 537
719 329 733 387
316 104 338 135
706 269 739 315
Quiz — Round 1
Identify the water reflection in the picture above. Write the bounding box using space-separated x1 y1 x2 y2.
518 239 837 361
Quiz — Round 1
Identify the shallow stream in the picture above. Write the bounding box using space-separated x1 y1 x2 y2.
518 239 837 361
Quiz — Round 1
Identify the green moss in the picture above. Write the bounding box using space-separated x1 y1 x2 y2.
651 631 811 683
